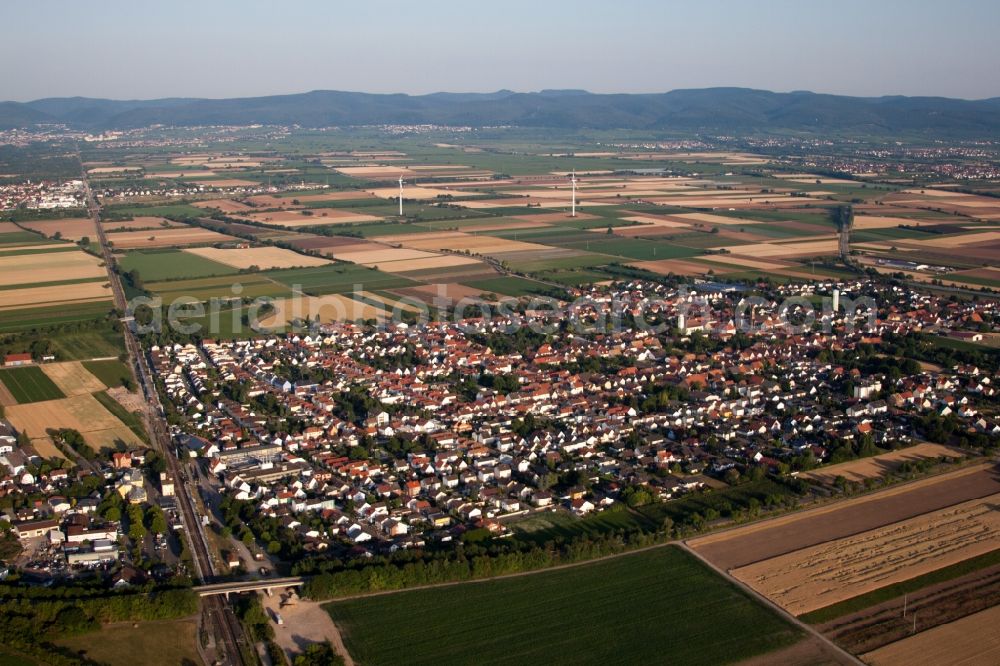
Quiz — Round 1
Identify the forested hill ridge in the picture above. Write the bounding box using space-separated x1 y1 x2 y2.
3 87 1000 137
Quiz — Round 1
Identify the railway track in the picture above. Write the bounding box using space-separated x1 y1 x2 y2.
80 163 248 665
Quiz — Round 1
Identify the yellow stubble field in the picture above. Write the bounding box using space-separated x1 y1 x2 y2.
730 494 1000 616
40 361 108 396
6 393 144 452
184 246 330 270
0 250 106 287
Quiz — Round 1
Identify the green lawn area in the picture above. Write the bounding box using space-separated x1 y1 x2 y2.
326 546 802 666
47 328 125 361
55 618 200 666
118 249 239 281
0 366 66 403
82 359 131 388
265 264 414 295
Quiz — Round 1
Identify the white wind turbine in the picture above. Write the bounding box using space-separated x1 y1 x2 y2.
398 174 404 217
570 169 578 218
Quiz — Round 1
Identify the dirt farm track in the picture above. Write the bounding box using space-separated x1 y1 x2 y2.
688 463 1000 571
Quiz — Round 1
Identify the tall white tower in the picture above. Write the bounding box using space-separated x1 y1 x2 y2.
398 174 404 217
570 170 578 218
832 288 840 312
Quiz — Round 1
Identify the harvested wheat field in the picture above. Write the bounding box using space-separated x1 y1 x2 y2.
392 282 491 304
259 294 387 326
674 212 762 226
731 494 1000 616
718 239 840 258
454 219 551 232
800 444 967 484
862 604 1000 666
105 226 235 249
511 212 599 223
853 215 936 230
87 166 142 175
368 185 467 200
184 246 329 270
6 393 143 452
337 165 419 179
386 231 552 254
30 436 70 463
334 248 438 265
0 282 111 310
0 382 15 407
240 209 382 226
0 249 106 287
285 191 376 203
40 361 107 396
691 254 791 271
688 463 1000 571
21 218 97 241
375 255 483 273
910 230 1000 247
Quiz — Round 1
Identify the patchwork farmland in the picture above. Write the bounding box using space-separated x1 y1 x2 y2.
688 463 1000 660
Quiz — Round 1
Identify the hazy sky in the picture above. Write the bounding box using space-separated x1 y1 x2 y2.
4 0 1000 101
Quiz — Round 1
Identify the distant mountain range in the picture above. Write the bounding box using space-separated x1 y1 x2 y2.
3 88 1000 137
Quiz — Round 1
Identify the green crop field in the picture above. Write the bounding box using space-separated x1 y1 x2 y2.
0 301 116 334
506 252 622 273
145 274 291 303
48 328 125 360
534 269 614 286
265 264 414 294
0 230 53 247
326 546 802 666
464 276 554 297
118 249 239 281
0 277 106 293
0 245 79 257
330 222 436 237
0 366 65 403
105 203 205 219
560 238 705 261
82 359 131 388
